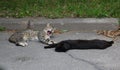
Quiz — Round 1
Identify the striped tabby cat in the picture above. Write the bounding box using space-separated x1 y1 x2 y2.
9 23 55 47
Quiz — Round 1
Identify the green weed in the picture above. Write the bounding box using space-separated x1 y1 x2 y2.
0 0 119 18
0 26 6 31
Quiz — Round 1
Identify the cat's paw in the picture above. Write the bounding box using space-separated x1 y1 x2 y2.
47 41 54 44
24 42 28 46
44 46 50 49
53 41 57 44
48 41 57 44
47 42 53 44
17 42 28 47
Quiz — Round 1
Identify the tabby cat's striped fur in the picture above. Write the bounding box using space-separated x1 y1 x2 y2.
38 23 55 45
9 29 38 47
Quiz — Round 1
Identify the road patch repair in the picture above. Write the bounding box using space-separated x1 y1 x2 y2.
0 18 120 70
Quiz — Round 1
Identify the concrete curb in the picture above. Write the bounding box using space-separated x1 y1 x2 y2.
0 18 119 31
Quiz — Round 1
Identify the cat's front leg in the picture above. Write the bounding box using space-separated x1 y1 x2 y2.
44 44 57 49
16 42 28 47
48 40 54 44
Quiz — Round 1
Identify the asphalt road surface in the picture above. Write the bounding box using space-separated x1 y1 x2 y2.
0 31 120 70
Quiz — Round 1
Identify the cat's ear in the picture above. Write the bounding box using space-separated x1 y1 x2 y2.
27 20 34 29
47 23 51 27
52 27 56 33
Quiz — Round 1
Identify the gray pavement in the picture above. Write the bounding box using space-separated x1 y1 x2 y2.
0 18 119 31
0 18 119 70
0 31 120 70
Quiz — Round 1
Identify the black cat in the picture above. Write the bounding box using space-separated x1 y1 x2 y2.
44 39 114 52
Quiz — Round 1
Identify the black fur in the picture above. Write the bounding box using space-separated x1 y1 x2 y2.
44 39 114 52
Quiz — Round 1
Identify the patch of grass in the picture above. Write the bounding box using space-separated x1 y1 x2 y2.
118 18 120 25
0 0 119 18
0 26 6 31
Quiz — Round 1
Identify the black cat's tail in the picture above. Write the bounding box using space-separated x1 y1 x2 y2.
106 41 114 47
109 41 114 44
99 40 114 49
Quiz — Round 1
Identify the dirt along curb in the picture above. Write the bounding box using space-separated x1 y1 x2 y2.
0 18 119 31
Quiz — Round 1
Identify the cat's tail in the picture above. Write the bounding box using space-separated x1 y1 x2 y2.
107 41 114 47
109 41 114 44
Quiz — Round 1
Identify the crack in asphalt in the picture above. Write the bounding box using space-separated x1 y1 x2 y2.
66 52 102 70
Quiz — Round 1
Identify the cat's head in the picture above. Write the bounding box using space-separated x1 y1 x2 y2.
44 23 55 36
55 42 70 52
